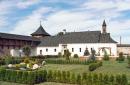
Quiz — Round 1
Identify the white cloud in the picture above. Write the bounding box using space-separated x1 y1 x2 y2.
0 0 14 28
10 7 52 35
16 0 40 9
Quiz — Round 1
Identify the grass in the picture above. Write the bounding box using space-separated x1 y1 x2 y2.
42 60 130 81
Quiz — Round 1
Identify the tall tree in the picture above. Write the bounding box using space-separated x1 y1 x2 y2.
22 45 31 57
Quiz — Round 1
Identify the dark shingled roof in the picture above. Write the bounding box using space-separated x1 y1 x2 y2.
31 25 50 36
38 31 117 47
99 33 117 43
0 32 40 41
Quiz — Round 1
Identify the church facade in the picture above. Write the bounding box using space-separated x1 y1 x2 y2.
0 20 119 57
36 20 117 57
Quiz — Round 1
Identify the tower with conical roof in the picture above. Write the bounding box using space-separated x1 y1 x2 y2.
102 20 107 33
31 24 50 38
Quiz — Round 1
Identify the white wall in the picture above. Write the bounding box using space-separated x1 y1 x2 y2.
37 43 117 57
37 47 59 55
63 43 117 57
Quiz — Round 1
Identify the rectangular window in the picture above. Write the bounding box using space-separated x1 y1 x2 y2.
79 48 81 52
40 50 42 55
46 48 48 52
54 49 56 52
72 48 74 52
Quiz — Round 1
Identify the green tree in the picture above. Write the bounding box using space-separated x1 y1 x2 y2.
22 45 31 57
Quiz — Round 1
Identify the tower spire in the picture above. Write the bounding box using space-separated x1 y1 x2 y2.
102 20 107 33
40 20 41 26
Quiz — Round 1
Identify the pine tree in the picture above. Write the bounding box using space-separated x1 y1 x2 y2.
70 73 76 84
66 71 70 82
109 75 114 84
76 74 81 85
121 74 128 85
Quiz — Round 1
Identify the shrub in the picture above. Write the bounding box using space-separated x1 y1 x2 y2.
24 57 30 64
89 63 97 71
127 55 130 67
117 52 125 62
58 52 62 58
63 50 71 60
22 45 31 56
73 54 79 58
88 62 102 71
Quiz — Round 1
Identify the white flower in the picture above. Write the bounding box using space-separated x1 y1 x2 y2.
20 62 25 65
42 61 46 65
32 64 39 69
8 64 13 68
26 64 30 68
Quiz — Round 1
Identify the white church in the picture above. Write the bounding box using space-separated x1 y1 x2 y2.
33 20 117 58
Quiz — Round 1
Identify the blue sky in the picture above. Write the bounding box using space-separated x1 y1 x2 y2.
0 0 130 44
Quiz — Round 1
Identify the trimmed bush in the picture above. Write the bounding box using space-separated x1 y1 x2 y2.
45 59 96 65
88 61 102 71
73 54 79 58
117 52 125 62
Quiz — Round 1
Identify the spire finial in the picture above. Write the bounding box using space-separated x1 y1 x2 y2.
40 20 41 26
102 20 106 26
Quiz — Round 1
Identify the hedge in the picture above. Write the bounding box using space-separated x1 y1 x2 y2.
0 58 22 66
0 67 128 85
45 59 97 65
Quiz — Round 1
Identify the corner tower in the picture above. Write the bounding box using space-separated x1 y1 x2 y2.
31 24 50 38
102 20 107 33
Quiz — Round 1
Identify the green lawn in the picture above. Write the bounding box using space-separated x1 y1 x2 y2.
42 60 130 81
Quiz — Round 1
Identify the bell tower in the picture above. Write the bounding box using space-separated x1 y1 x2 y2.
31 22 50 38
